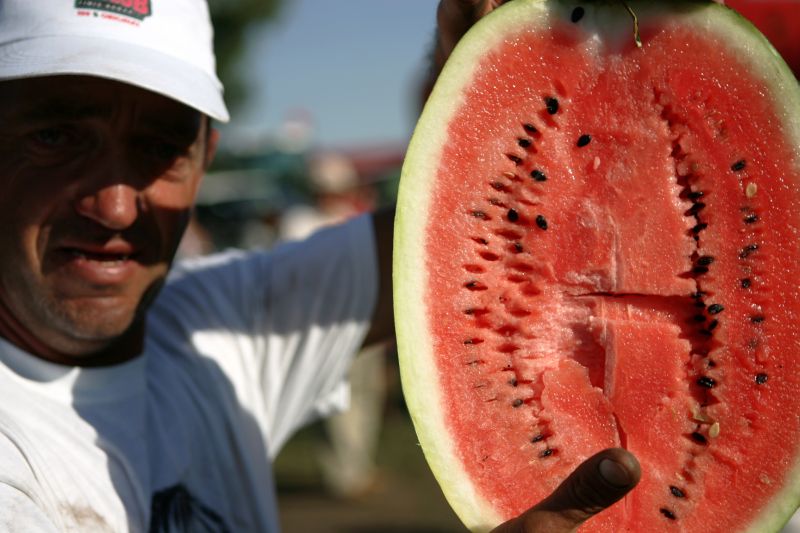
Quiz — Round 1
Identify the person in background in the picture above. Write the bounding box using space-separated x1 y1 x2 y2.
0 1 639 532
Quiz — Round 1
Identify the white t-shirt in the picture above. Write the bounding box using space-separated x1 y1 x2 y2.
0 216 378 532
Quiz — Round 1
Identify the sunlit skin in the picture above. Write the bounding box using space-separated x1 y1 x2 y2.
0 75 217 366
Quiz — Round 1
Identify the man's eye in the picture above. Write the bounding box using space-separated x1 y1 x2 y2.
140 139 186 162
30 127 72 148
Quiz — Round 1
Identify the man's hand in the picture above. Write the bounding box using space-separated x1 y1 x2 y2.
435 0 508 70
490 448 641 533
418 1 510 106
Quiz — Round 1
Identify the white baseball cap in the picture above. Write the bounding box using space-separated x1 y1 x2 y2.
0 0 229 122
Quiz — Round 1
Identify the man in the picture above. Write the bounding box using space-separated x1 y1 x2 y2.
0 0 639 531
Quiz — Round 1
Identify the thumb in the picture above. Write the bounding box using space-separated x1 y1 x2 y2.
492 448 641 533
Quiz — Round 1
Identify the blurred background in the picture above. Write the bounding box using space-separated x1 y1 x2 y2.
185 1 800 532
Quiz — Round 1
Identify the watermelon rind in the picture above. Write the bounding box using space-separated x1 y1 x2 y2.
394 1 800 531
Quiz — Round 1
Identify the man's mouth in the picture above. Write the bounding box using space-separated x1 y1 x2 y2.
53 241 145 286
65 248 133 264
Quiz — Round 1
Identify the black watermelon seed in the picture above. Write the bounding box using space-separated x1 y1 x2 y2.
732 159 747 172
691 223 708 234
688 202 707 214
465 281 478 288
708 304 724 315
508 209 520 222
660 508 677 520
545 97 559 114
694 300 706 308
697 255 714 266
670 486 686 498
512 398 524 408
463 339 475 345
523 123 538 134
693 314 707 323
688 191 705 200
692 266 709 275
540 448 553 458
531 169 547 182
741 278 752 289
577 134 592 147
692 291 706 299
509 377 518 387
708 319 718 331
518 138 532 148
531 434 545 443
571 6 585 22
756 373 769 384
740 244 758 259
697 376 717 389
691 431 708 445
513 242 523 253
536 215 548 230
751 315 765 323
699 329 712 337
472 210 488 219
744 213 758 224
507 154 523 165
491 181 505 191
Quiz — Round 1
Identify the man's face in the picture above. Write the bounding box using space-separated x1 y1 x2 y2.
0 75 216 362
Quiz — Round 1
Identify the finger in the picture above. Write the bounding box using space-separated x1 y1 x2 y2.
491 448 641 533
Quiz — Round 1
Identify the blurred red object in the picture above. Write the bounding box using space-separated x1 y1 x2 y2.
726 0 800 76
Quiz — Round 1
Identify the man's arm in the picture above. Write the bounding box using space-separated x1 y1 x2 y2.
364 207 395 347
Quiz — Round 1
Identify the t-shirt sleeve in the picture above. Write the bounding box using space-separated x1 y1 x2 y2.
148 215 379 455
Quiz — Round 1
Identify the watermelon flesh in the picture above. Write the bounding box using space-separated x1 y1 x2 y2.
394 2 800 532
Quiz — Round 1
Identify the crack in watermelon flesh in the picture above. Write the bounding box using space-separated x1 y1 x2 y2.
412 6 800 532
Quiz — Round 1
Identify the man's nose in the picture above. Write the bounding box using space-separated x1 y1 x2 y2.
74 183 140 231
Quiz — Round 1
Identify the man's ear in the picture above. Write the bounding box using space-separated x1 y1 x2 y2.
204 126 220 170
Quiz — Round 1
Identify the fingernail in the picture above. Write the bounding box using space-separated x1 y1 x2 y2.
599 458 631 488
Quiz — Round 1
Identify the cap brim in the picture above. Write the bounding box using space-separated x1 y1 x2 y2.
0 35 230 122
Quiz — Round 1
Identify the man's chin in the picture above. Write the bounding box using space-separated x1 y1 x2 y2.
45 322 145 366
39 300 145 364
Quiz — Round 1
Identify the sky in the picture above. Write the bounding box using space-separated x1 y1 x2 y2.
229 0 441 150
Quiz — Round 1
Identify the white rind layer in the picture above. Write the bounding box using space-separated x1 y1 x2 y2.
394 1 800 531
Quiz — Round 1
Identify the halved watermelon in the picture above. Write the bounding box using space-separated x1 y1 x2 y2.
393 1 800 531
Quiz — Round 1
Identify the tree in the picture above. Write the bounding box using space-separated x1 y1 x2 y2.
208 0 284 113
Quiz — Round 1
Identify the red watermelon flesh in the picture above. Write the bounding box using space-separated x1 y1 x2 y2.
394 1 800 532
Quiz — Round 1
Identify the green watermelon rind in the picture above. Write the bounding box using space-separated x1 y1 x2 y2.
393 1 800 531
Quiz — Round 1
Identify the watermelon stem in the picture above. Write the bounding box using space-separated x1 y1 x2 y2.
621 1 643 48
